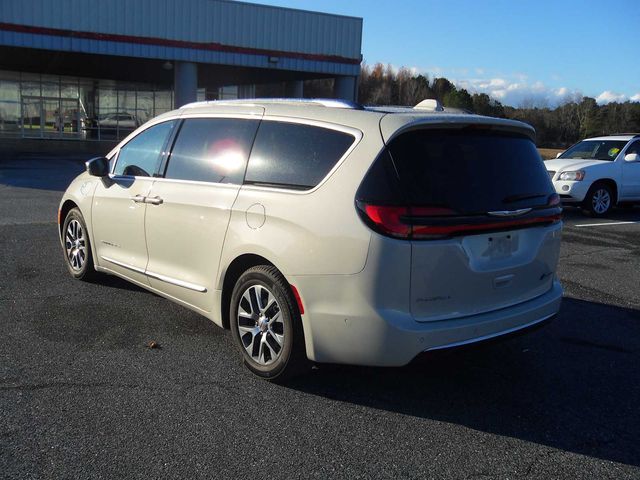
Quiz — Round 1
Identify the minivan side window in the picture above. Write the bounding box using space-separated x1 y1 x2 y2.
164 118 260 184
113 120 176 177
245 121 355 190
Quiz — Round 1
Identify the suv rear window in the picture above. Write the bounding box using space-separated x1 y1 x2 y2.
244 121 355 190
388 129 554 214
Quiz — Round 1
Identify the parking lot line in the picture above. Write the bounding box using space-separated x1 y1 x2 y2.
575 221 640 228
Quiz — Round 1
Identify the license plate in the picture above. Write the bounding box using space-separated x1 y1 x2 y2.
483 233 517 258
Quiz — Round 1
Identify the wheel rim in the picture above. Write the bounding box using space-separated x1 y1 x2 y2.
592 188 611 214
237 284 284 365
65 219 86 271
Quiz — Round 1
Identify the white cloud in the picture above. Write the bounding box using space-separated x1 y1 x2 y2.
453 76 582 107
375 62 639 106
595 91 627 104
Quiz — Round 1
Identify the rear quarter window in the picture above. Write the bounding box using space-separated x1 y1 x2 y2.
244 121 355 190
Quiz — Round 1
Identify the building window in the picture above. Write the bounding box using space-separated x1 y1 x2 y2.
0 69 173 141
0 70 20 137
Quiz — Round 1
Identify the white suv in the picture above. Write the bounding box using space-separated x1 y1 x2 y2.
59 99 563 381
545 134 640 216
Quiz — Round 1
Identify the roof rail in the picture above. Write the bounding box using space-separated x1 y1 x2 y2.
607 132 640 137
181 98 363 109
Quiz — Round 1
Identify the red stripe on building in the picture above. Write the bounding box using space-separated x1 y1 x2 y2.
0 22 361 66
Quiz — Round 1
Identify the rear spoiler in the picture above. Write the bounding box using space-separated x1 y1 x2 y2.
380 114 536 144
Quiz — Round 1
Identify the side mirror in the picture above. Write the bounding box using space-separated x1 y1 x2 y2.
86 156 110 177
624 153 639 162
556 152 563 158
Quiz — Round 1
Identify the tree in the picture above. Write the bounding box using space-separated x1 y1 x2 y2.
354 61 639 147
576 97 600 138
443 88 473 111
472 93 504 117
432 77 455 102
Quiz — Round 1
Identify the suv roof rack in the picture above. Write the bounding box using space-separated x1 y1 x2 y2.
181 98 363 110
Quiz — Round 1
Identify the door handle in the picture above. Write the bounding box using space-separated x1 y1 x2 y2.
146 195 163 205
130 194 146 203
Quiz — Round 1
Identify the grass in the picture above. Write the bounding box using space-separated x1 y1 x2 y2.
538 148 564 160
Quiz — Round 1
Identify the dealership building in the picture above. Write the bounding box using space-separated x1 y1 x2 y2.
0 0 362 142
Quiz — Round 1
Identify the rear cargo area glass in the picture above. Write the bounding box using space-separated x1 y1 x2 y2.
388 129 554 214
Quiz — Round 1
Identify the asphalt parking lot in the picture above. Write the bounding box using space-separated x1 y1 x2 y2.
1 155 639 479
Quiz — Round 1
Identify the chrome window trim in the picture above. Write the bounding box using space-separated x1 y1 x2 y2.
148 177 241 189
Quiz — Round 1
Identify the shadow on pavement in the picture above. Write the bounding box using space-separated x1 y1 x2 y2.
86 272 150 294
561 205 640 222
288 297 640 467
0 155 90 192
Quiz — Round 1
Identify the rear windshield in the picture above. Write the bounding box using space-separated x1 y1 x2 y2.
388 129 554 214
559 140 627 161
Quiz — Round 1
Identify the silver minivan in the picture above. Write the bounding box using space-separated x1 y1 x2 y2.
59 99 563 381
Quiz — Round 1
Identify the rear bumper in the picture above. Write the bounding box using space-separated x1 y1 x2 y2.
291 274 563 367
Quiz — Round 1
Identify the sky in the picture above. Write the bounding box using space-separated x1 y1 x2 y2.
251 0 640 107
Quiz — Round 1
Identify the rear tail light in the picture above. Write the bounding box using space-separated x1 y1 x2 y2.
359 205 411 238
357 201 561 240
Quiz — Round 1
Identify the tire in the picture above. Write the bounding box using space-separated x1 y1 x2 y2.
582 182 614 217
230 265 308 382
61 208 98 281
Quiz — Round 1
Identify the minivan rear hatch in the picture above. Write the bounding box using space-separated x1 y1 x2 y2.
356 119 562 322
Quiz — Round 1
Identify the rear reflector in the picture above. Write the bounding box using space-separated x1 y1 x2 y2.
290 284 305 315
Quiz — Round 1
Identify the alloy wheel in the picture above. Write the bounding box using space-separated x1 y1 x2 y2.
65 219 86 271
591 188 611 214
237 284 284 365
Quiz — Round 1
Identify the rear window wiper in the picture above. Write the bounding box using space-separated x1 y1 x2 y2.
502 193 547 203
